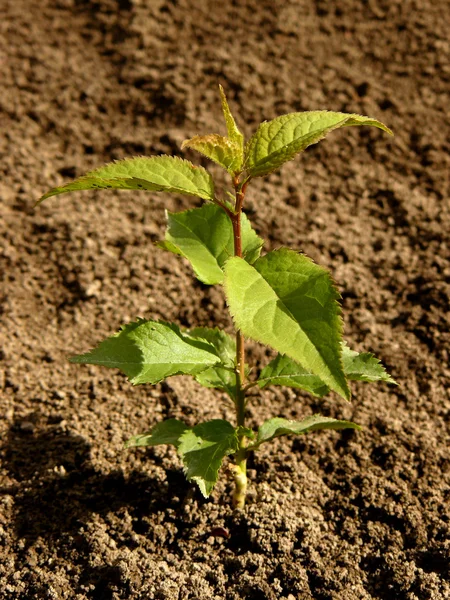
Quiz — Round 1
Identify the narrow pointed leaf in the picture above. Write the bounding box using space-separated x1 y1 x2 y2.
70 319 220 385
125 419 188 448
258 343 395 394
245 111 393 178
224 248 350 400
156 204 263 284
182 134 243 174
187 327 238 399
249 415 361 449
341 343 396 384
38 156 215 203
178 420 239 497
219 85 244 156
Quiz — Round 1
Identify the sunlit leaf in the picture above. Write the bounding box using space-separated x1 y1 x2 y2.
157 204 263 284
245 111 393 178
219 85 244 162
70 319 220 385
182 134 243 174
224 248 349 400
249 415 361 449
341 343 396 384
38 156 215 203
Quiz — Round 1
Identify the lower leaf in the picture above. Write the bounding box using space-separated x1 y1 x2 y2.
258 354 329 396
249 415 361 450
341 343 396 384
178 420 239 497
257 343 395 395
125 418 188 448
126 418 239 498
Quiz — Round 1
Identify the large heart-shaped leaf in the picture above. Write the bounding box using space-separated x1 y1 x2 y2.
224 248 349 400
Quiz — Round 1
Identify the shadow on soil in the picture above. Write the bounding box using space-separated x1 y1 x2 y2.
1 416 190 598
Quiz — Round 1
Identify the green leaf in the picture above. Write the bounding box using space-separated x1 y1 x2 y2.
258 343 395 394
245 111 393 178
178 420 239 497
341 343 396 384
219 85 244 162
181 134 243 174
187 327 238 399
258 353 330 397
70 319 220 385
38 156 215 203
224 248 350 400
126 418 240 497
157 204 263 285
125 419 188 448
249 415 361 449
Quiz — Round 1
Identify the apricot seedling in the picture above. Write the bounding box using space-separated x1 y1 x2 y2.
39 86 395 508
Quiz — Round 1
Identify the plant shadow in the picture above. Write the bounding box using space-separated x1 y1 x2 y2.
1 414 191 596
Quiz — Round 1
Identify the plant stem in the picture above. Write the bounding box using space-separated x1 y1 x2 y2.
231 179 249 509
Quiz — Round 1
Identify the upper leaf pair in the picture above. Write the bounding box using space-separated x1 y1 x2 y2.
183 87 392 180
38 87 392 205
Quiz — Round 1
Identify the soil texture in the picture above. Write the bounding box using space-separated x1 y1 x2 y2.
1 0 449 598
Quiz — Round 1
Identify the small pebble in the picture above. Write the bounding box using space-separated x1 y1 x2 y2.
19 421 35 433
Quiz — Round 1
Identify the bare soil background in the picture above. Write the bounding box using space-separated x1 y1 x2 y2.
1 0 449 598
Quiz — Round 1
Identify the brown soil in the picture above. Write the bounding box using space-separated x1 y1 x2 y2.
1 0 449 598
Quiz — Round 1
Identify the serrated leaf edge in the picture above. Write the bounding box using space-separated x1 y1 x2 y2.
223 248 350 400
178 420 239 497
69 318 221 385
248 415 362 450
244 111 393 177
38 154 215 204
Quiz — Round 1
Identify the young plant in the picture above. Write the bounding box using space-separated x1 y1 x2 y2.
38 86 395 509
